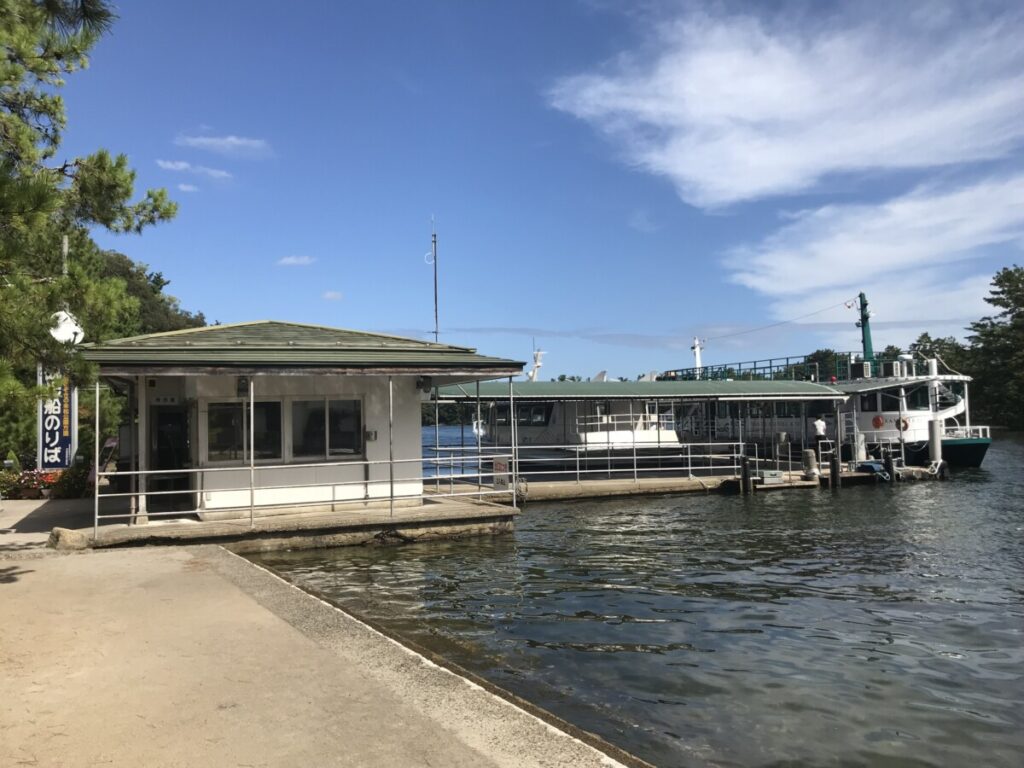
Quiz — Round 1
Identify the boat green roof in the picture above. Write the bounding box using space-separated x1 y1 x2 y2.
81 321 524 376
438 379 846 401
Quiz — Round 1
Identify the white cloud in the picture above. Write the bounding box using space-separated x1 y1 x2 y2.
627 209 659 233
276 255 316 267
176 183 198 193
549 5 1024 207
322 290 343 301
723 174 1024 344
156 159 231 180
175 134 271 156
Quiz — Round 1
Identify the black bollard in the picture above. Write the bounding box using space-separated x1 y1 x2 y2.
740 455 750 496
830 454 842 491
883 449 895 482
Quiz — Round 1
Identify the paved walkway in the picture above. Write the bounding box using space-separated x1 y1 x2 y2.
0 498 89 556
1 545 639 768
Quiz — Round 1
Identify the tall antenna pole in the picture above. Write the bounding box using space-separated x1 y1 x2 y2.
431 220 439 343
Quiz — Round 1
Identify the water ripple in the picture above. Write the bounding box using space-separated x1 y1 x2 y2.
253 431 1024 767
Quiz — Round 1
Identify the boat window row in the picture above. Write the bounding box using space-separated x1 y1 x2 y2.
492 404 554 427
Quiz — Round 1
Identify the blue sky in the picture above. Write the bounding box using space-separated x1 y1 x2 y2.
62 1 1024 378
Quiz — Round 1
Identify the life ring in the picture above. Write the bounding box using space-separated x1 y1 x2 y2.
871 415 884 429
898 417 909 432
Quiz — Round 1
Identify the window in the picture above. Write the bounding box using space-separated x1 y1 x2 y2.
290 398 362 458
859 393 878 412
208 403 243 462
292 400 325 457
207 401 281 462
252 402 282 459
907 386 931 411
328 400 361 455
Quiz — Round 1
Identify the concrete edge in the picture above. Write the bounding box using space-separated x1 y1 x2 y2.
210 545 655 768
48 512 518 552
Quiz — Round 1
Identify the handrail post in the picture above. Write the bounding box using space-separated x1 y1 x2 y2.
508 376 518 509
388 377 395 518
433 386 440 492
630 401 637 482
475 380 482 499
93 380 100 541
249 376 255 530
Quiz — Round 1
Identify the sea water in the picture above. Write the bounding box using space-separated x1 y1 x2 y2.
251 428 1024 767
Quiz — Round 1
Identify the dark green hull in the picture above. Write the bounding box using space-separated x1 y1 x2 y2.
904 437 991 468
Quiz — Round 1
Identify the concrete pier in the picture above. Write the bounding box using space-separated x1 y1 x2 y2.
0 545 645 768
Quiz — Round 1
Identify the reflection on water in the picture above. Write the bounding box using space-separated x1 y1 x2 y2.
252 431 1024 767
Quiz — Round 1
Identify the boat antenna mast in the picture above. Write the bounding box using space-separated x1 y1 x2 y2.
691 336 704 380
527 338 545 382
855 292 874 362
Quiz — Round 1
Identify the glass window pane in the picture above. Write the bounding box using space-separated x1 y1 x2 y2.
252 402 282 459
208 403 243 462
292 400 326 457
328 400 361 455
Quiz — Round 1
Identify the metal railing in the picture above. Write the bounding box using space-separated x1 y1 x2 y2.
427 440 744 485
93 450 515 536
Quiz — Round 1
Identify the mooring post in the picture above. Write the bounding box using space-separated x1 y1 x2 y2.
740 454 750 496
830 453 842 491
883 448 895 482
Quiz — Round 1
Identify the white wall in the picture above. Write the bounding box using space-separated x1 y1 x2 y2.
174 374 423 510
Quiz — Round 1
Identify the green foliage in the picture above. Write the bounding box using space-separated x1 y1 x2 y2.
967 266 1024 429
51 462 89 498
0 1 189 465
5 449 22 472
422 402 475 426
908 333 969 374
0 468 17 497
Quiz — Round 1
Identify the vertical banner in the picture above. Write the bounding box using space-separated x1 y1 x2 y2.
38 366 76 470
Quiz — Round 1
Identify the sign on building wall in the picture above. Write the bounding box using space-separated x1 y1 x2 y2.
37 368 77 470
492 458 509 490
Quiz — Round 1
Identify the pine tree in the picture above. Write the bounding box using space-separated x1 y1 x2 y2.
967 266 1024 429
1 1 178 463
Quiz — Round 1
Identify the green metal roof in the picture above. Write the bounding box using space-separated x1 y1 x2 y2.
438 379 846 401
81 321 524 373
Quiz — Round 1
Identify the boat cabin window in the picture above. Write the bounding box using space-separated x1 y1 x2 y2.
492 404 552 427
859 393 878 412
880 391 901 411
907 386 931 411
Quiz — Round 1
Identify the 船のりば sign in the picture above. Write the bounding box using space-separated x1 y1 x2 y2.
38 369 77 469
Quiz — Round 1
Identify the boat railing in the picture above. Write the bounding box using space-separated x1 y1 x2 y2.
575 412 675 433
943 425 990 439
660 352 937 383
